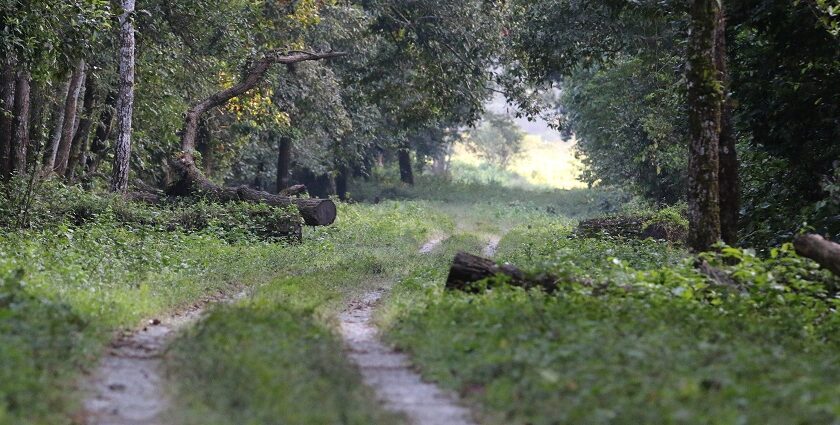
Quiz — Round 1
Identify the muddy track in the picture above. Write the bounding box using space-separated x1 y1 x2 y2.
339 236 477 425
81 289 247 425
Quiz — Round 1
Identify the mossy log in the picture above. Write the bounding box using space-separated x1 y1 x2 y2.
166 155 336 226
445 251 558 293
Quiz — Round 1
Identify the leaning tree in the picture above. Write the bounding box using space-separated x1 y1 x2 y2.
164 50 346 226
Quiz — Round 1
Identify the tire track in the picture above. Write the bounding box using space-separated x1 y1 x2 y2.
339 236 476 425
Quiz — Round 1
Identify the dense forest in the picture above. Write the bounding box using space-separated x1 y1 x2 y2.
1 1 839 424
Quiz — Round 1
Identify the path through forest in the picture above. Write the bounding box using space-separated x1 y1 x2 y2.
339 235 478 425
82 289 248 425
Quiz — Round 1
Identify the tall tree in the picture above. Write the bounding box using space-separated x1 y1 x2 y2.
53 60 86 174
0 58 15 178
67 73 98 180
43 77 71 172
686 0 723 251
111 0 136 192
10 70 32 174
276 134 292 192
715 6 739 245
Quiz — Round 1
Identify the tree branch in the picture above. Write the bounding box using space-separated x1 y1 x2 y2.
180 50 347 154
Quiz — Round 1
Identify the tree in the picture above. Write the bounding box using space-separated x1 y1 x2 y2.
10 70 31 174
53 60 86 175
686 0 722 251
715 6 739 245
110 0 136 192
464 112 524 170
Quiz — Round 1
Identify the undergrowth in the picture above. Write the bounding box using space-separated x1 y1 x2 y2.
383 219 840 424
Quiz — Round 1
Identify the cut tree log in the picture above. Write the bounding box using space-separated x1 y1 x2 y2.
445 251 557 293
794 234 840 277
167 155 336 226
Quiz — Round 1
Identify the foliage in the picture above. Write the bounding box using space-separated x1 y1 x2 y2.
384 216 840 425
0 179 301 241
463 112 525 170
563 55 687 203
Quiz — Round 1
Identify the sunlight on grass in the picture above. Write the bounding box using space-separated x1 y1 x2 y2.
451 135 585 190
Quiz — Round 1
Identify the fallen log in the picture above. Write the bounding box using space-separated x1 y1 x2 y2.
794 234 840 277
279 184 307 197
167 155 336 226
445 251 558 293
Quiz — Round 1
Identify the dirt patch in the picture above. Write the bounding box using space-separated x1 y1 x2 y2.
339 236 475 425
419 235 447 254
482 235 501 258
81 288 248 425
339 290 474 425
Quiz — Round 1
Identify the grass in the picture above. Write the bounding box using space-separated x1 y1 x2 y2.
380 211 840 424
164 201 453 424
0 220 276 424
4 172 839 425
0 183 446 424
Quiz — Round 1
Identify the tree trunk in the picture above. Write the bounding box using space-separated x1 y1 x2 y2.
0 57 15 178
196 118 213 175
336 165 348 201
110 0 136 192
276 134 292 193
54 60 86 175
86 91 115 176
398 147 414 185
445 252 558 293
686 0 723 252
43 76 71 171
715 7 740 246
67 72 97 180
794 234 840 277
179 50 345 157
27 79 48 167
10 70 31 174
166 155 336 226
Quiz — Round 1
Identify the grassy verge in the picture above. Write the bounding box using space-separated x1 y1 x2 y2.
0 181 446 424
382 219 840 424
164 201 453 424
0 219 287 424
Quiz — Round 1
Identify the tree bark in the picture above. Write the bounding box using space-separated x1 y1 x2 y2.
10 70 31 174
0 57 15 178
110 0 136 192
686 0 723 252
794 234 840 277
67 72 97 180
276 134 292 193
715 7 740 246
54 60 86 175
398 147 414 185
43 76 71 171
86 91 115 176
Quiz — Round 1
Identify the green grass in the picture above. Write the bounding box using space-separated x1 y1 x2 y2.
0 215 310 424
0 182 448 424
6 174 838 425
164 201 454 424
381 217 840 424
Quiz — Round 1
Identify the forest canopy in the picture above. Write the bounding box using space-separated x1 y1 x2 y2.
0 0 838 246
